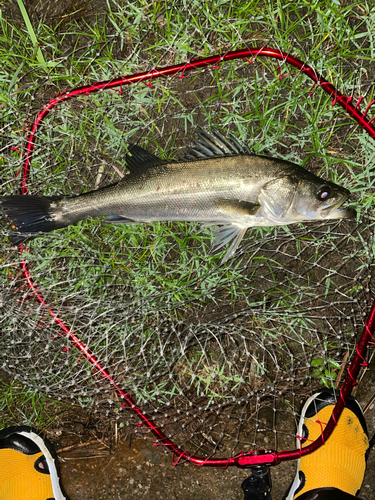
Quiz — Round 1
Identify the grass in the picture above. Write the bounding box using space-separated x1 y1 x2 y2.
0 0 374 441
0 377 72 430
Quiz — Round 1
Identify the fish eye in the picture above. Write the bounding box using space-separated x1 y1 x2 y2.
317 185 332 201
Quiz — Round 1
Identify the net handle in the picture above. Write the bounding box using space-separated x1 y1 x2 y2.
16 47 375 468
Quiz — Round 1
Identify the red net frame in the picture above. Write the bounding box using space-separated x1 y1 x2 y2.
13 47 375 468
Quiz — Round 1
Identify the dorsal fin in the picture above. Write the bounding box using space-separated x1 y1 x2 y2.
183 126 253 160
125 144 166 173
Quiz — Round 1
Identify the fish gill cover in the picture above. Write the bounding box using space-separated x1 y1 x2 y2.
0 0 374 468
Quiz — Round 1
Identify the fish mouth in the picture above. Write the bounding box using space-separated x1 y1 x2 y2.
321 192 356 219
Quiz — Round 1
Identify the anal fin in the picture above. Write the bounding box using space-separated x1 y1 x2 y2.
103 215 136 224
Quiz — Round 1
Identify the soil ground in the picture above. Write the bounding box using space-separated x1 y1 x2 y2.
59 437 294 500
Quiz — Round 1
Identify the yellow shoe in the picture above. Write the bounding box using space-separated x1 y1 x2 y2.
0 426 67 500
286 389 369 499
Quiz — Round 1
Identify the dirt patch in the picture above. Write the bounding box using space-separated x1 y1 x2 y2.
58 435 296 500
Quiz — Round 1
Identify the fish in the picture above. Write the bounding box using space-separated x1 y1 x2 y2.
0 127 355 263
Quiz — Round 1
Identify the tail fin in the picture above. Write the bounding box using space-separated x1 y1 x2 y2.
0 195 67 244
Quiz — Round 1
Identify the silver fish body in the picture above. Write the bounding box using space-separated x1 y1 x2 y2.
0 128 355 262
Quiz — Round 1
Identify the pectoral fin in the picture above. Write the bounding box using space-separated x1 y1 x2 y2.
212 198 260 216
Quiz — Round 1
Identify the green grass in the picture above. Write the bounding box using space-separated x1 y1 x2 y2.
0 378 72 430
0 0 374 435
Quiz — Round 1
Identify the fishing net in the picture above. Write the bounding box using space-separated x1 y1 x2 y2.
1 1 374 467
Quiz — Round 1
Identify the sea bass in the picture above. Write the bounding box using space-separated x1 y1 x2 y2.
0 127 355 263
